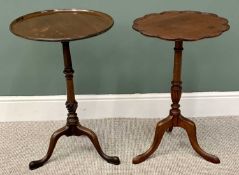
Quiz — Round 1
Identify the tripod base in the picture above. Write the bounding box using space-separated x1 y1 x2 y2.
29 118 120 170
132 115 220 164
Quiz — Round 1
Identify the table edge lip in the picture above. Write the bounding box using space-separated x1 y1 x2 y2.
132 10 230 42
9 9 114 42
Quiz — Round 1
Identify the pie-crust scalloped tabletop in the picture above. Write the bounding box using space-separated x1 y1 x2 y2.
131 10 230 165
10 9 114 42
133 11 230 41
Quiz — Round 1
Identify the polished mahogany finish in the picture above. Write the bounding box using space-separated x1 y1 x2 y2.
10 9 114 42
10 9 119 170
132 11 230 164
133 11 229 41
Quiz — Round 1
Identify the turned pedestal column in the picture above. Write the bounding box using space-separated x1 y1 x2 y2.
132 11 230 164
10 9 120 170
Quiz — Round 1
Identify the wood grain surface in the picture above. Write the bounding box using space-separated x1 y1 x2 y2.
10 9 114 42
133 11 229 41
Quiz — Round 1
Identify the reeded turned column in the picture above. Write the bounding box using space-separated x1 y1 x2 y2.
132 11 230 164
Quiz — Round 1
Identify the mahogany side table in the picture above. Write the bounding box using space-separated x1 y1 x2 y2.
10 9 120 170
132 11 229 164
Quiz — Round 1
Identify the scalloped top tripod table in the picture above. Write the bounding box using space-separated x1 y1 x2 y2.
132 11 230 164
10 9 120 170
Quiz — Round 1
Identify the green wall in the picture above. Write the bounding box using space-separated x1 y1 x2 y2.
1 0 239 95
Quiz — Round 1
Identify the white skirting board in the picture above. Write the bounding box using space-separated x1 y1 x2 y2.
0 92 239 122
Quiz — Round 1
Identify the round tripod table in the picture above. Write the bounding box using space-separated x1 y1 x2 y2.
10 9 120 170
132 11 230 164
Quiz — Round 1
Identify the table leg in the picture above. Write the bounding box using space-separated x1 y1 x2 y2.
132 41 220 164
29 42 120 170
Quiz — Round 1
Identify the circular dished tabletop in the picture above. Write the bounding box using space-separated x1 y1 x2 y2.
133 11 230 41
10 9 114 42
